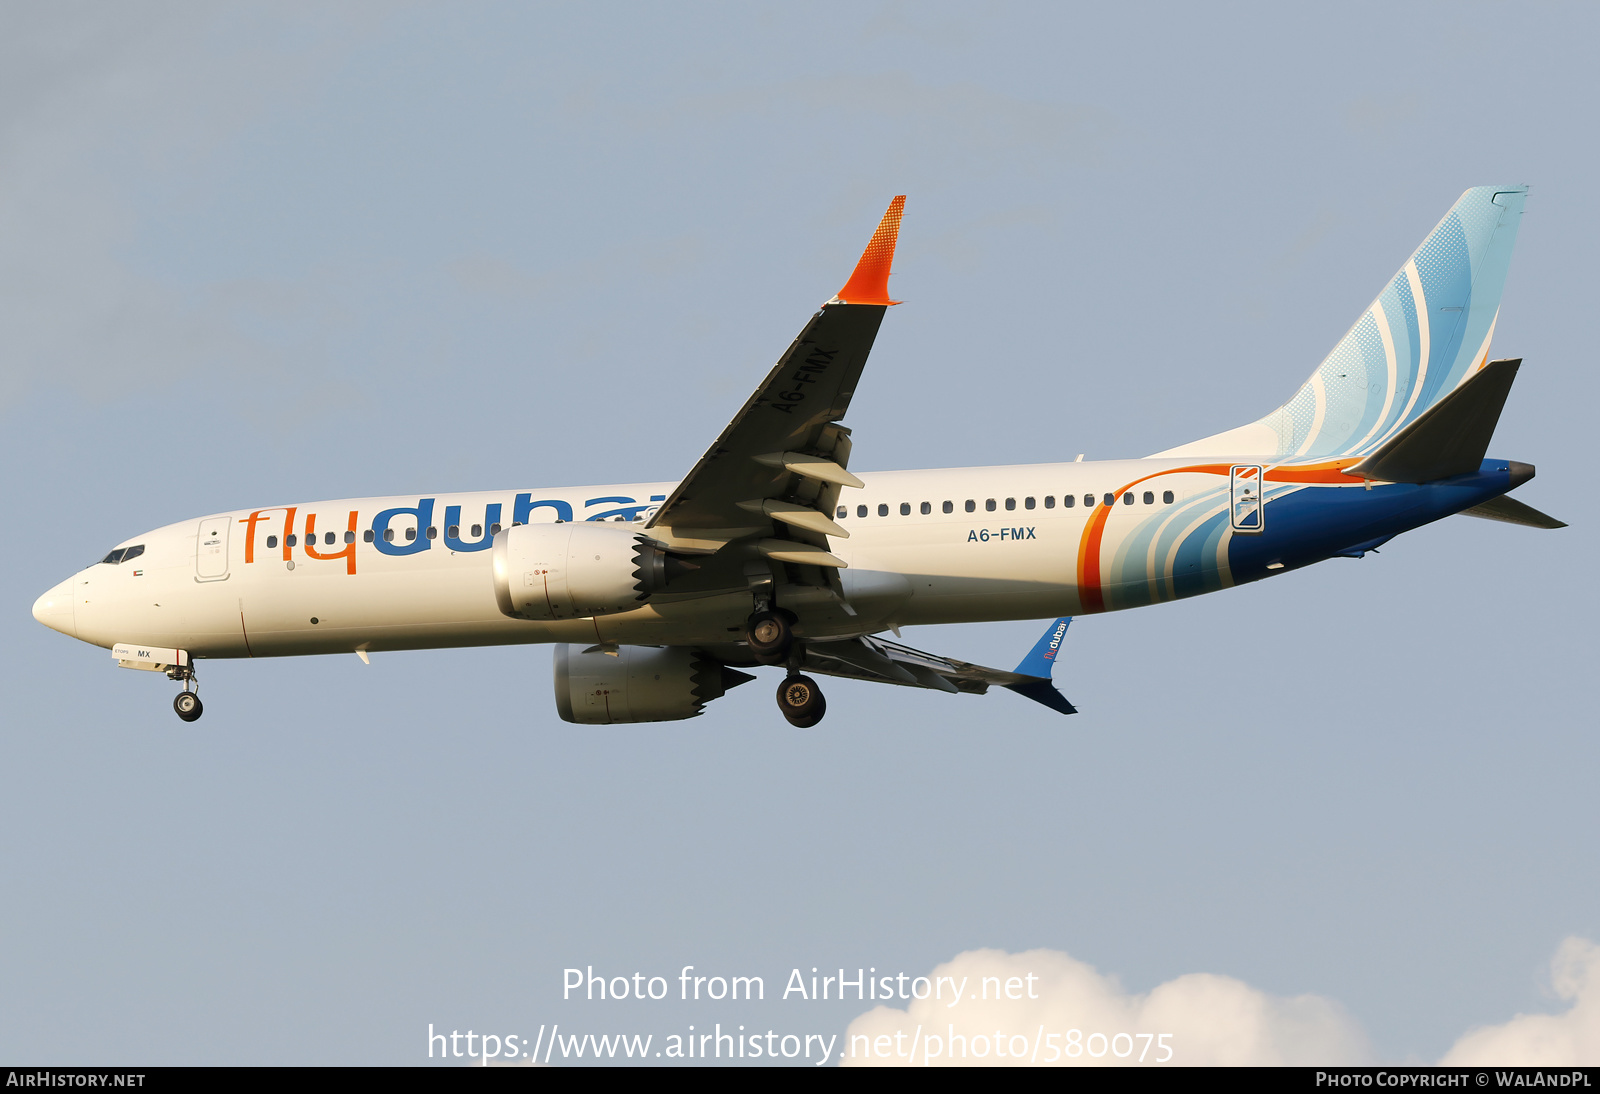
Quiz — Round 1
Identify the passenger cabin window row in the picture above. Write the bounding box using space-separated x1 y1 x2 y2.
264 522 507 550
837 490 1176 519
105 520 518 563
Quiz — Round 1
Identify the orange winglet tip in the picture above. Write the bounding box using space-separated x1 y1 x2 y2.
832 195 905 306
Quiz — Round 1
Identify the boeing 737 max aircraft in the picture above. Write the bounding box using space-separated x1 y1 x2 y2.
31 188 1562 726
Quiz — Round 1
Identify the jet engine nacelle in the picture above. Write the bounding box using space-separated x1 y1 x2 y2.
553 644 755 724
492 522 689 621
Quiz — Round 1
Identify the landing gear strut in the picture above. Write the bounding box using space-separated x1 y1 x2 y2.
746 609 795 665
777 673 826 728
168 663 202 722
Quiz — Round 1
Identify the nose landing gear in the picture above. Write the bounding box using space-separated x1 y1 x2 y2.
777 673 826 728
167 663 202 722
173 691 203 722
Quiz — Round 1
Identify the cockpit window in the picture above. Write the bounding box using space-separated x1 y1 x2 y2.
99 545 144 565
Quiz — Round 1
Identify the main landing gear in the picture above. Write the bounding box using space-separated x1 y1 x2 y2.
168 663 203 723
777 673 826 728
745 609 795 665
746 606 825 726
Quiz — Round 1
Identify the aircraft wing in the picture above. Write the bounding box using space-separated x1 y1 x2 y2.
801 618 1078 716
645 198 905 584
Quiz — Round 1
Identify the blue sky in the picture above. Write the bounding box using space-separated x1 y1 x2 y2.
2 1 1595 1065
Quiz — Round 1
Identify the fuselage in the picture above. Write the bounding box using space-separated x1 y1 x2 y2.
31 456 1522 664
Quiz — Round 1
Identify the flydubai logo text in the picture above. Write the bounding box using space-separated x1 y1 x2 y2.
238 493 666 575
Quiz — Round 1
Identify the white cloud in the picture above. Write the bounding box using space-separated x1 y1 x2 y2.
845 940 1600 1067
1440 937 1600 1067
841 947 1370 1066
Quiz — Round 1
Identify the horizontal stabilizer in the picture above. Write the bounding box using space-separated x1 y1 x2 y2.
1348 358 1520 483
1457 494 1567 529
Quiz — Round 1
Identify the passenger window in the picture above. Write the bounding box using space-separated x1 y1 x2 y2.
447 525 460 538
985 499 996 512
404 528 416 542
1062 495 1075 508
1143 491 1154 505
965 500 976 513
1163 490 1175 504
1025 497 1036 510
344 530 355 544
1084 494 1096 507
122 545 144 562
1123 492 1134 505
287 534 298 547
857 505 868 518
1102 493 1114 507
1005 498 1016 511
920 502 931 515
1044 496 1055 509
900 502 910 516
364 530 375 543
837 507 847 519
266 536 279 549
878 504 888 517
471 524 482 537
491 523 502 534
325 532 336 545
426 527 438 539
942 501 953 514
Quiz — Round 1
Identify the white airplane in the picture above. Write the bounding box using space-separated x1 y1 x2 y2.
32 189 1562 727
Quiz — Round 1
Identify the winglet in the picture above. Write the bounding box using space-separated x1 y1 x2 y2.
1013 617 1071 677
832 195 905 305
1004 617 1077 716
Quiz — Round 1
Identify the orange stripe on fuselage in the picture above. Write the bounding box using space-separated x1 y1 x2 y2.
1265 457 1364 484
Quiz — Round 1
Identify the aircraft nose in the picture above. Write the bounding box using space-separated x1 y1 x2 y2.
31 579 76 638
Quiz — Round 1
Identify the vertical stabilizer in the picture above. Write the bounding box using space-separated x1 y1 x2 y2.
1154 186 1527 461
